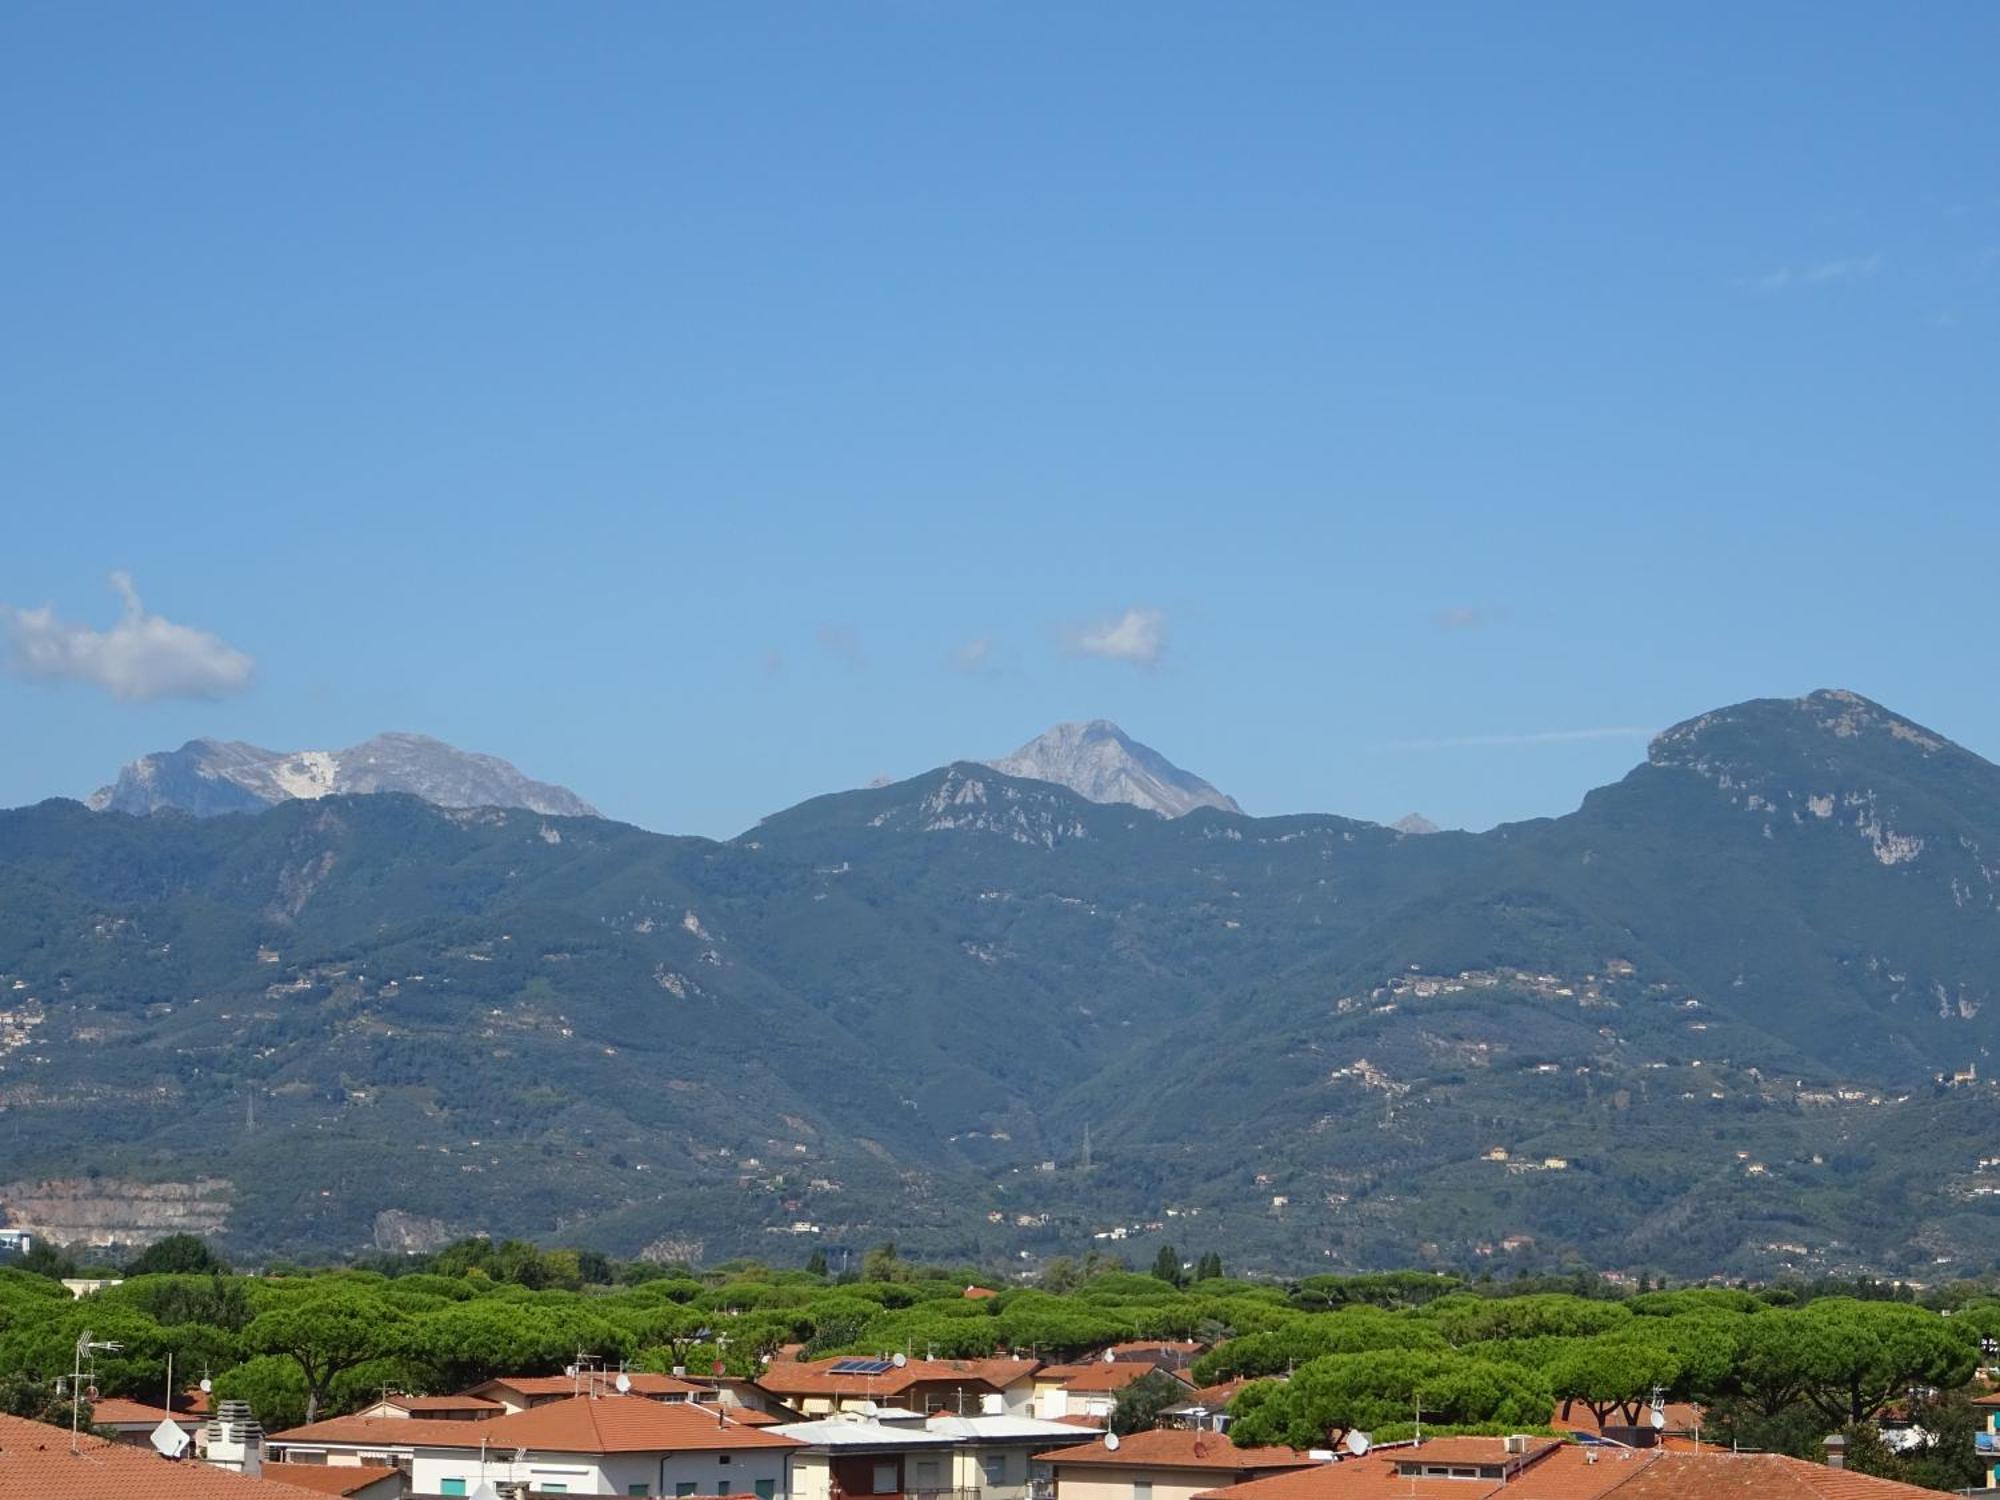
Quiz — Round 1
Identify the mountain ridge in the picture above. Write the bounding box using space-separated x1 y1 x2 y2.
88 732 598 819
3 687 1996 1277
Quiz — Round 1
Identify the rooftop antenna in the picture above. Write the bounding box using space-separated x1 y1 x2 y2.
72 1330 123 1452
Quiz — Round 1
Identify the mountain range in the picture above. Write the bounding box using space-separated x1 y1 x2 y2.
3 688 1995 1279
87 734 598 819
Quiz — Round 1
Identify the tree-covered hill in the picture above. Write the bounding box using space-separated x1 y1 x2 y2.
1 689 1996 1276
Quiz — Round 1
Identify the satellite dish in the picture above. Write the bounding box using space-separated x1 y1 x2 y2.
1344 1431 1372 1456
1103 1433 1121 1451
615 1372 633 1394
564 1364 577 1378
1649 1408 1666 1430
86 1385 99 1401
198 1378 213 1394
1103 1350 1117 1364
151 1419 191 1459
892 1353 908 1368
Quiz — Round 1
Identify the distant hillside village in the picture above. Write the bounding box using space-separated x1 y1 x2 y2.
5 1238 2000 1498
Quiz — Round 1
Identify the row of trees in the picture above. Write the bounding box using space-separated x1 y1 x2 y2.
2 1240 1997 1491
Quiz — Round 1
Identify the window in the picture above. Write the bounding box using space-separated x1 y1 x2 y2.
1133 1482 1152 1500
631 1488 653 1497
545 1488 568 1496
718 1483 732 1496
983 1454 1009 1487
441 1483 467 1498
874 1461 899 1493
755 1481 777 1500
914 1458 943 1490
678 1485 699 1497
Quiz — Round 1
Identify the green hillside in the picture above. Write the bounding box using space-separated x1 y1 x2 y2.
1 690 1995 1277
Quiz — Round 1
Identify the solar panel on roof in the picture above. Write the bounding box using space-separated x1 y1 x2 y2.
829 1358 895 1375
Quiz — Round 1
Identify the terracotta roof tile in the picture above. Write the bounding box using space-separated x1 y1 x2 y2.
757 1356 1035 1399
1037 1429 1316 1472
262 1462 402 1496
88 1397 198 1428
1604 1451 1947 1498
470 1372 705 1400
278 1395 798 1457
0 1411 317 1499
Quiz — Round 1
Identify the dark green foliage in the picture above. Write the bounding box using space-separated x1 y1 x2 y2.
123 1235 230 1278
1110 1369 1188 1435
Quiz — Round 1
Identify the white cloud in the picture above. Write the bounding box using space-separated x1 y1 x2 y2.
1389 726 1653 751
1063 606 1167 669
949 636 997 676
2 572 254 701
1747 253 1884 292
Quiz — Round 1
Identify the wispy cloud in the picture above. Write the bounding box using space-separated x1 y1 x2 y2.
1746 253 1884 293
1388 726 1654 751
948 636 998 676
2 572 254 702
815 623 866 670
1433 604 1510 632
1063 606 1167 669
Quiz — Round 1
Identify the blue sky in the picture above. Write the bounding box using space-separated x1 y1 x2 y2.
3 3 1996 837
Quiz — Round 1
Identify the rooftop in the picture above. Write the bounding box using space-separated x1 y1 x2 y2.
262 1462 403 1496
275 1394 800 1456
0 1412 316 1500
1037 1428 1317 1472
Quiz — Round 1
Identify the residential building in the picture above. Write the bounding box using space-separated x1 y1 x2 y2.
272 1394 800 1497
352 1393 506 1422
1976 1389 1998 1488
87 1395 204 1448
1035 1427 1317 1500
467 1371 710 1413
924 1413 1097 1500
1032 1364 1192 1424
756 1357 1040 1419
771 1411 963 1500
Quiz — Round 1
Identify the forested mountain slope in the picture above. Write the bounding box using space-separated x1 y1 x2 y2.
1 690 1994 1276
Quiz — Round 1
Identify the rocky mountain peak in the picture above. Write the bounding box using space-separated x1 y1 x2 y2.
985 720 1241 819
1390 812 1441 836
89 734 597 819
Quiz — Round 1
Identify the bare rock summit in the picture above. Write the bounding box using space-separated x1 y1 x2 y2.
986 720 1241 818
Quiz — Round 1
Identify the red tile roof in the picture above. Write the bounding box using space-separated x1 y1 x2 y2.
1041 1362 1189 1394
262 1463 402 1496
1195 1444 1946 1500
383 1393 502 1414
1606 1452 1945 1498
965 1286 998 1299
0 1412 317 1499
88 1397 198 1428
472 1395 805 1455
756 1356 1035 1400
276 1395 800 1457
469 1372 706 1400
267 1417 426 1450
1037 1429 1317 1472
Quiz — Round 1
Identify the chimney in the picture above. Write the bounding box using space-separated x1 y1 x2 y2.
204 1399 264 1479
1823 1434 1848 1470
